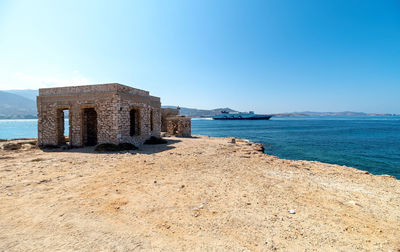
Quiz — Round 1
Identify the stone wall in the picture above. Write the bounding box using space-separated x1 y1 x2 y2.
166 117 191 137
116 93 161 146
37 83 161 147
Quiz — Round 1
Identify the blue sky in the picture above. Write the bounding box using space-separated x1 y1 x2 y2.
0 0 399 113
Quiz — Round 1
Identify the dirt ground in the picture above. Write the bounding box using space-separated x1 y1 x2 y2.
0 136 399 251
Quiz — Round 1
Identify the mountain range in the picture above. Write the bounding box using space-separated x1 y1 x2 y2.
0 90 37 119
0 89 397 119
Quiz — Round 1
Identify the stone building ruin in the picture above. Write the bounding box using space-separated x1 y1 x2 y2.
37 83 161 147
166 116 191 137
161 108 191 137
161 108 180 132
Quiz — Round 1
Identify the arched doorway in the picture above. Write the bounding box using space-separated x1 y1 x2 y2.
83 108 97 146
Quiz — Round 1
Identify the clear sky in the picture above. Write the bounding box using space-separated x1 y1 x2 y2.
0 0 399 113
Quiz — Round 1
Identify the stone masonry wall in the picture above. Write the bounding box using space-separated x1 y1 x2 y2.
166 117 191 137
116 93 161 146
37 94 119 146
161 108 180 132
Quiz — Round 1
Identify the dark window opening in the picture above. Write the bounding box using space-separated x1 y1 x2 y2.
150 109 154 132
83 108 97 146
130 108 140 136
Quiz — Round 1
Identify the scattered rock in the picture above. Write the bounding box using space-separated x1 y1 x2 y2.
161 223 171 229
192 203 206 219
160 132 170 137
253 143 265 153
3 143 22 150
192 204 205 211
346 200 356 206
37 179 52 184
381 174 396 179
31 158 45 162
26 140 37 145
345 200 362 207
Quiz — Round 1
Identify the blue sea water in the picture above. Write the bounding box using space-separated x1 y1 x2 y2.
191 117 400 179
0 119 38 139
1 117 399 179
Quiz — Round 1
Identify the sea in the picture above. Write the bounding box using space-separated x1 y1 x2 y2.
1 117 399 179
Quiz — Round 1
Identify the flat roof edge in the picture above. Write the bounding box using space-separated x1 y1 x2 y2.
38 83 152 97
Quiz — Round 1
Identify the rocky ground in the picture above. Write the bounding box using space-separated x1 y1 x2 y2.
0 136 399 251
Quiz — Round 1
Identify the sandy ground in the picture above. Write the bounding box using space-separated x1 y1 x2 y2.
0 135 399 251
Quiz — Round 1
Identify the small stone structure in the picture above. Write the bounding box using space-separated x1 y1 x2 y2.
37 83 161 147
166 116 191 137
161 108 180 132
161 107 191 137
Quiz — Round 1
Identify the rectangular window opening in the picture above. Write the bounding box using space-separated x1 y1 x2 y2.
57 108 70 146
150 109 154 132
130 108 140 136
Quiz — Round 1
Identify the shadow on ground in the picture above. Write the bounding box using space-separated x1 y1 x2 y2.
40 139 181 155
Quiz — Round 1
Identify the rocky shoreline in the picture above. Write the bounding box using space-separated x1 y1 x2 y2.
1 135 399 251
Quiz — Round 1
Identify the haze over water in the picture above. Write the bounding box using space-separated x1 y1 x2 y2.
1 117 399 179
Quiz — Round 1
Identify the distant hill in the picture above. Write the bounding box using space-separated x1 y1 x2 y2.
6 89 38 101
162 106 237 117
0 91 37 119
164 107 398 118
294 111 367 116
273 111 398 117
0 88 397 119
273 111 368 117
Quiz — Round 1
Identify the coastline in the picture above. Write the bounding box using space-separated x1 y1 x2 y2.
1 135 399 250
